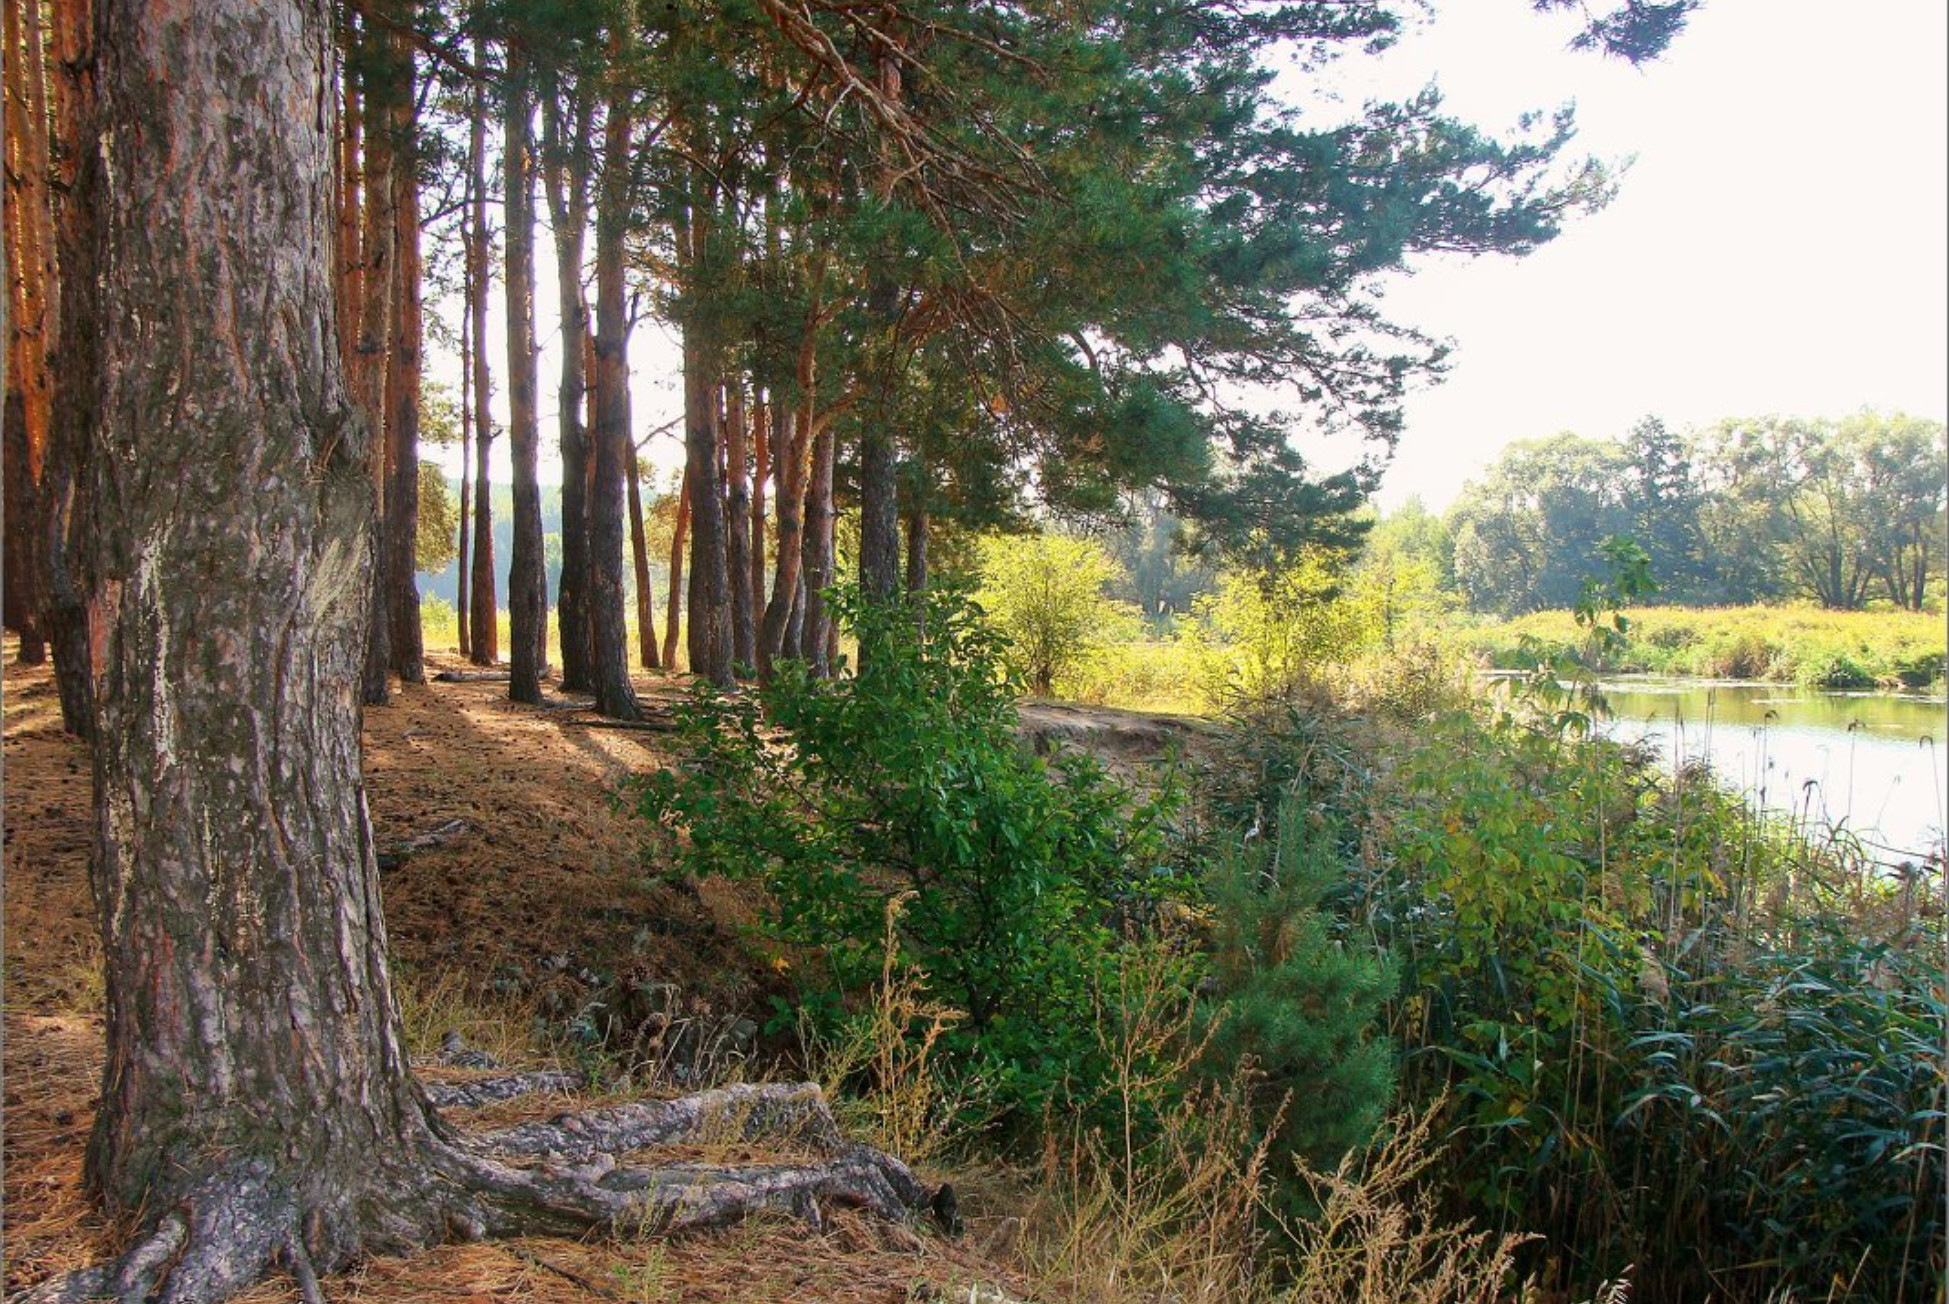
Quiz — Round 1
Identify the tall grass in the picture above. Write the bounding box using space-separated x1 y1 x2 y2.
1199 674 1946 1302
1456 604 1946 688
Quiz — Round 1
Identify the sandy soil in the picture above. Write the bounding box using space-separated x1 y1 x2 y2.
2 645 1031 1301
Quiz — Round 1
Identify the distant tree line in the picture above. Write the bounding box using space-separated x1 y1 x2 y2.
1388 411 1945 614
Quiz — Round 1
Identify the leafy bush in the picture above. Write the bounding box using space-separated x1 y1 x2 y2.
975 532 1137 695
633 584 1190 1122
1198 794 1396 1205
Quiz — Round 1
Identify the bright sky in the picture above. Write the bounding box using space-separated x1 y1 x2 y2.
1315 0 1949 509
433 2 1949 513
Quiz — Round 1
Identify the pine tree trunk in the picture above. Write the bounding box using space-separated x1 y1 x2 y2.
724 382 757 671
3 0 52 662
456 239 473 659
504 60 547 704
84 0 454 1276
383 28 424 684
802 415 837 676
759 326 817 674
586 60 639 719
662 478 689 670
466 33 497 666
905 508 928 593
627 447 660 669
353 12 398 705
543 83 595 693
39 0 99 734
683 322 733 686
752 388 769 614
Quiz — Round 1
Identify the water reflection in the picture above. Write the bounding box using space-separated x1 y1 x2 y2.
1585 677 1946 865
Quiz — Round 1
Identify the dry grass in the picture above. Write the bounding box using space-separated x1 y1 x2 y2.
0 646 1029 1303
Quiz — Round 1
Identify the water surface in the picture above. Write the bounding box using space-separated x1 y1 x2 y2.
1586 678 1946 866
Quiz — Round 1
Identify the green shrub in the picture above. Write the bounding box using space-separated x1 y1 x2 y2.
632 584 1191 1123
1197 794 1396 1207
1794 646 1877 689
975 532 1137 696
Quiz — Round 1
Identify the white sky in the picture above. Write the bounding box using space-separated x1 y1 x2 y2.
1322 0 1949 509
430 1 1949 513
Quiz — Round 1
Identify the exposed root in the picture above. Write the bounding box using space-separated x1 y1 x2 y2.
466 1081 846 1159
18 1083 936 1304
423 1069 583 1110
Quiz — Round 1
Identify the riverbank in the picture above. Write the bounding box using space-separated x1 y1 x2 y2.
1457 604 1946 688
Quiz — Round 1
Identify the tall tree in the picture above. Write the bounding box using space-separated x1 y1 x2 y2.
39 0 100 733
627 447 661 668
586 37 640 718
465 25 498 664
382 18 426 684
543 76 597 692
504 52 548 703
3 0 53 662
48 10 928 1298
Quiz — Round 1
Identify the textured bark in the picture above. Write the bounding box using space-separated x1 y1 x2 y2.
682 325 733 686
759 326 817 673
752 390 769 615
352 20 399 707
423 1072 581 1111
905 508 928 593
465 24 497 666
627 445 660 669
662 478 689 670
456 239 473 659
858 427 900 602
724 383 756 672
542 83 595 693
801 415 838 676
83 0 452 1274
586 62 638 719
383 32 425 685
4 0 53 660
504 61 547 705
336 23 363 375
38 0 98 734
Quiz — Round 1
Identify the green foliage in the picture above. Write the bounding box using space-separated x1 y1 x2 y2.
415 460 461 575
975 533 1137 696
632 583 1189 1121
1197 795 1397 1205
1450 410 1946 614
1211 684 1946 1302
1459 603 1947 688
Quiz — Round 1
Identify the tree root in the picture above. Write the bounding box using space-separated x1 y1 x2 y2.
423 1069 584 1110
468 1081 846 1159
15 1083 935 1304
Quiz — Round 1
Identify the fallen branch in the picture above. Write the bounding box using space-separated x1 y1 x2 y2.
557 716 680 733
376 818 471 871
432 669 510 683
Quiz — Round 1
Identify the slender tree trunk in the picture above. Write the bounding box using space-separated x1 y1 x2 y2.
802 415 837 676
662 478 689 670
456 236 473 659
683 325 732 685
353 14 398 705
504 59 546 704
466 33 497 665
36 0 98 733
4 0 52 661
586 59 638 719
724 381 756 671
759 325 817 674
752 388 768 615
543 82 595 692
383 29 424 684
627 449 659 669
905 507 927 593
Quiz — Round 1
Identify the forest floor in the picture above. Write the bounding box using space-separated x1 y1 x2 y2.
0 644 1172 1302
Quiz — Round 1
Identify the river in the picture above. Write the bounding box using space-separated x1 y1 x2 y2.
1581 677 1947 868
